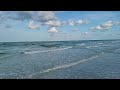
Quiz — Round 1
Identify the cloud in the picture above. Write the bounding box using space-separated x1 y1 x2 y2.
90 21 114 31
8 11 34 21
45 20 61 27
0 11 61 32
28 21 40 30
0 11 6 22
75 20 88 25
102 21 113 27
0 11 57 23
90 25 110 30
67 20 75 26
0 11 49 22
17 11 33 20
48 27 59 33
67 19 88 26
37 11 56 22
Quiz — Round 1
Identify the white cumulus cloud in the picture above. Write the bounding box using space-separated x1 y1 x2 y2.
75 20 88 25
67 19 88 26
48 27 59 33
102 21 113 27
28 21 40 30
68 20 75 26
45 20 61 27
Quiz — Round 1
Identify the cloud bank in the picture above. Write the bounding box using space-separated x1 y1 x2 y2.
90 21 114 31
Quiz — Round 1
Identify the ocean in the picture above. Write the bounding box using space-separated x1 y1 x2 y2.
0 40 120 79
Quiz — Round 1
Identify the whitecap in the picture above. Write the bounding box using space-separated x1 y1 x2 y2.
24 47 73 54
86 45 99 48
98 43 103 45
78 43 85 46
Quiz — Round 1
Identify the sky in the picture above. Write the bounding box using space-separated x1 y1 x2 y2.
0 11 120 42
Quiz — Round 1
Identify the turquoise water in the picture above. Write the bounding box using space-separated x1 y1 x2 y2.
0 40 120 79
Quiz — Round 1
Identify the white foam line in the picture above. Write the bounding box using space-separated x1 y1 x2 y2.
24 47 72 54
22 53 102 79
98 43 103 45
78 43 85 46
86 46 99 48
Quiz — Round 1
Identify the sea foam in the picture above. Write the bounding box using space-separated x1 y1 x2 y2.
24 47 73 54
86 45 100 48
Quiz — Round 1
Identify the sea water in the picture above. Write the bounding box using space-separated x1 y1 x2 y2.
0 40 120 79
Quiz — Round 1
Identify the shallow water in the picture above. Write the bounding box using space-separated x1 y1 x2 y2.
0 40 120 79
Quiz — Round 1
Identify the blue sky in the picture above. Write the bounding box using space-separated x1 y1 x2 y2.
0 11 120 42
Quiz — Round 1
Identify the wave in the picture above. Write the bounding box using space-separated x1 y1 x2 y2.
114 48 120 53
86 45 100 48
102 45 111 47
24 47 73 54
98 43 103 45
0 52 8 55
22 53 103 79
40 44 61 48
111 41 120 44
0 54 13 60
77 43 85 46
86 44 110 49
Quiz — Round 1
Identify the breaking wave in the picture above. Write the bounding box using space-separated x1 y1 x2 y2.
24 47 73 54
86 45 100 48
77 43 85 46
98 43 103 45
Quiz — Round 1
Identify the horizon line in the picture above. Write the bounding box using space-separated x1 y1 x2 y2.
0 39 120 43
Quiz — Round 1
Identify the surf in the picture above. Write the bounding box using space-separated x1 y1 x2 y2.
24 47 73 54
22 52 103 79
